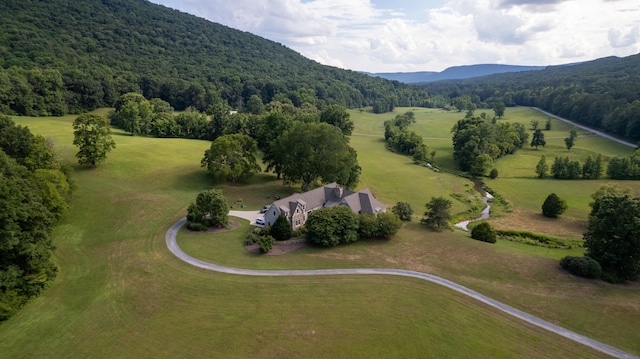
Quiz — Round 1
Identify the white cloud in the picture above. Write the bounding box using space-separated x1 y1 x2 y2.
151 0 640 72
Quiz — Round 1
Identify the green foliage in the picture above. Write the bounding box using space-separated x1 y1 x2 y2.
0 121 70 321
584 194 640 281
306 206 359 247
358 212 403 239
452 117 527 172
535 155 549 178
581 154 603 179
470 222 497 243
72 113 116 167
270 122 360 191
391 202 413 221
550 156 581 179
0 0 430 115
590 183 631 207
530 129 546 149
542 193 568 218
559 256 602 279
258 235 274 253
489 168 499 179
186 189 230 230
384 111 430 163
564 129 577 151
421 196 452 231
201 134 261 183
606 151 640 179
493 101 505 118
357 214 379 238
320 104 353 136
270 214 292 241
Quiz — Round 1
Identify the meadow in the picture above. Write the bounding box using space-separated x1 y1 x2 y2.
0 108 638 358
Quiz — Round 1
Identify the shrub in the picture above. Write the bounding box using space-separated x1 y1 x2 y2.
542 193 568 218
306 206 359 247
376 212 402 238
358 213 378 238
391 202 413 221
489 168 499 179
470 222 497 243
244 234 257 245
186 222 208 231
560 256 602 279
258 235 274 253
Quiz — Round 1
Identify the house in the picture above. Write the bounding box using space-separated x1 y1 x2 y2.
262 182 386 229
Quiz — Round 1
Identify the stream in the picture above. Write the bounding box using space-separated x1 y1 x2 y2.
454 187 494 231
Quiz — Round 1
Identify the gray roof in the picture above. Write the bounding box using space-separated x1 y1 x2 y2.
272 182 385 215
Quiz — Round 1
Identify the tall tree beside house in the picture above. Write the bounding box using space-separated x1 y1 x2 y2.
72 113 116 168
270 214 292 241
271 122 361 191
201 134 261 183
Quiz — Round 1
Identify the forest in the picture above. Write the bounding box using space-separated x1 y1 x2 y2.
0 0 432 116
422 54 640 143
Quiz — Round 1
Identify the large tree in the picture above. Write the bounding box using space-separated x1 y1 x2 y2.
201 134 260 183
584 194 640 281
271 122 360 191
319 104 354 136
421 196 452 231
186 189 230 230
72 113 116 168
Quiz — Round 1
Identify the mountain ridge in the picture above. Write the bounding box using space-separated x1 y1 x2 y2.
366 64 546 83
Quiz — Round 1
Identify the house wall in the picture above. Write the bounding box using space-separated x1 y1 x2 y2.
263 205 280 227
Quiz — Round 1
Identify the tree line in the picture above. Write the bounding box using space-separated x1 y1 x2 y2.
0 116 72 321
422 54 640 143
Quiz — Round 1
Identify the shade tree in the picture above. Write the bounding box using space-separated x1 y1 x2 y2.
72 113 116 168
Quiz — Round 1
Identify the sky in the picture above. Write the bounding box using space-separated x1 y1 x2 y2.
149 0 640 72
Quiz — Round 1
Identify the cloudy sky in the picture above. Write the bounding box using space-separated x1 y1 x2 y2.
149 0 640 72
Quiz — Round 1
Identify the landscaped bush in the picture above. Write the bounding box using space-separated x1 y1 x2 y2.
391 201 413 221
187 222 208 231
470 222 497 243
560 256 602 279
258 235 274 253
244 234 258 246
489 168 499 179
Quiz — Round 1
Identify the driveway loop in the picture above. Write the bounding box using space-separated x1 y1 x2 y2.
167 217 638 359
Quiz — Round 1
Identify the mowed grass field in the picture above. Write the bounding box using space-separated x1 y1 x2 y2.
0 109 637 358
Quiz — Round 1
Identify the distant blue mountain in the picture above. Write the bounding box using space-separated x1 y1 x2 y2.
366 64 546 83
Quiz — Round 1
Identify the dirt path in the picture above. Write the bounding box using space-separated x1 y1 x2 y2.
167 218 638 359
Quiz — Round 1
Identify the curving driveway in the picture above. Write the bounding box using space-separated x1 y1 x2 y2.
167 218 638 359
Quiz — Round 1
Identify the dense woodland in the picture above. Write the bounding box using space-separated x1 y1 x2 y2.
422 54 640 143
0 116 72 321
0 0 432 116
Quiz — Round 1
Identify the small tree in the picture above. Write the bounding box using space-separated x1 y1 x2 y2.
530 129 546 149
421 196 452 231
376 212 402 238
391 202 413 221
564 129 578 151
72 114 116 167
541 193 568 218
545 118 552 130
489 168 499 179
471 222 497 243
535 155 548 178
493 101 505 119
186 189 230 230
270 213 292 241
530 120 539 130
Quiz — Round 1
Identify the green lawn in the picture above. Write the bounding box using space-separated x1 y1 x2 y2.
0 110 638 358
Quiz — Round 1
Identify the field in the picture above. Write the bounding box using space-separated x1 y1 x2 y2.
0 108 638 358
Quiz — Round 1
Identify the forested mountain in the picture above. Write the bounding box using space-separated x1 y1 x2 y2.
367 64 545 83
422 55 640 142
0 0 430 115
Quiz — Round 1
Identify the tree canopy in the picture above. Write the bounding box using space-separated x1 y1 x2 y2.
584 194 640 281
421 197 453 231
201 134 260 183
186 189 230 231
270 122 361 191
72 113 116 167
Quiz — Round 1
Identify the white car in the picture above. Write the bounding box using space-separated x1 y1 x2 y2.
255 217 266 226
